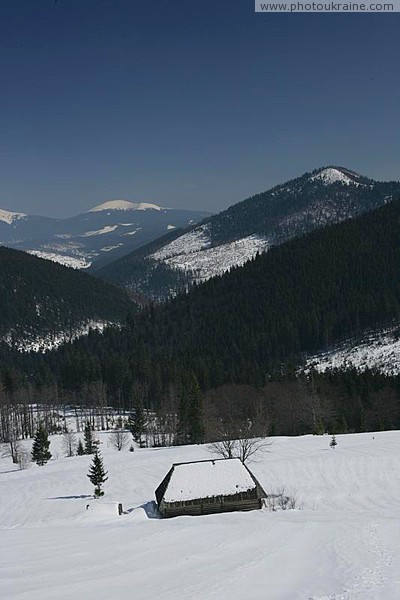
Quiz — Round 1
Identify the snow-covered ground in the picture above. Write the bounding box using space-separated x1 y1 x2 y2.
2 320 114 353
27 250 92 269
305 325 400 375
1 430 400 599
309 167 364 187
150 225 269 281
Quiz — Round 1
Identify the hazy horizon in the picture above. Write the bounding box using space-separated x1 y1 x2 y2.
1 1 399 218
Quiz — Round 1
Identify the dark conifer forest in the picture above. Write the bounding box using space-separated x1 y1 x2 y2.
2 200 400 440
0 246 134 347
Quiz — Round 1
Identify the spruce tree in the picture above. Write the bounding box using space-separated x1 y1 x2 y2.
31 422 52 466
187 374 204 444
87 451 108 498
176 373 204 445
84 422 94 454
127 400 146 443
76 438 85 456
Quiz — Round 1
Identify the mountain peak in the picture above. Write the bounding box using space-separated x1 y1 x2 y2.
87 200 163 213
309 166 365 186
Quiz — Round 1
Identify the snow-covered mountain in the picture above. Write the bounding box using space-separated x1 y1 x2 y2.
97 166 400 299
0 200 211 269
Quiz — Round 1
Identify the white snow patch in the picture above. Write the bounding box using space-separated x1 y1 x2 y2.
310 167 362 186
82 225 119 237
151 225 211 260
305 326 400 376
87 200 163 212
0 208 27 224
2 320 113 353
164 458 256 502
123 228 141 236
152 231 269 281
27 250 91 269
100 244 123 252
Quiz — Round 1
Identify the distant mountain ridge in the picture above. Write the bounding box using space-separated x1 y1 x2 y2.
0 200 211 270
96 166 400 299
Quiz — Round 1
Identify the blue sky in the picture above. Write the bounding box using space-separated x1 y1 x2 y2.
0 1 399 217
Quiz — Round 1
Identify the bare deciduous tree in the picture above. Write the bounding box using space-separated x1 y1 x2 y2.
109 429 130 451
17 447 30 470
62 429 78 457
264 486 301 511
206 391 271 463
1 437 22 464
1 437 30 469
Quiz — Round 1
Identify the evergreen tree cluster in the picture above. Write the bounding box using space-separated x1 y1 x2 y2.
31 422 52 466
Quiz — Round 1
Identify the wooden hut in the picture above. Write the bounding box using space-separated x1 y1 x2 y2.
155 458 266 518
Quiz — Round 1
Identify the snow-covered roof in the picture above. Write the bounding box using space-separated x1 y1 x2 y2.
162 458 257 503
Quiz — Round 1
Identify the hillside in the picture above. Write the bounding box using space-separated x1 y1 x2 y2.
0 247 133 352
96 166 400 299
89 199 400 385
8 196 397 439
1 430 400 599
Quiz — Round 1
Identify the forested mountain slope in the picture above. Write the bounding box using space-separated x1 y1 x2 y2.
40 198 400 393
97 166 400 299
0 247 133 352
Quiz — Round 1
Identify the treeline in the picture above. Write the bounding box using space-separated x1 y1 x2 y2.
1 366 400 446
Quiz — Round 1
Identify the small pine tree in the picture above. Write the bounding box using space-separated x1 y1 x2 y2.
77 438 85 456
31 422 52 466
87 451 108 498
330 434 337 449
84 422 94 454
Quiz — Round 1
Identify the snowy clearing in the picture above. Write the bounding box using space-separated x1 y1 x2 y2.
82 225 119 237
151 226 269 281
305 325 400 375
27 250 91 269
309 167 363 187
2 320 113 353
1 431 400 599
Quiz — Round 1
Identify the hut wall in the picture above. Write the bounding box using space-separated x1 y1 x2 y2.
160 492 262 518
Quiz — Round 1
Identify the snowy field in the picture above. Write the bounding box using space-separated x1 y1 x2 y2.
1 431 400 599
